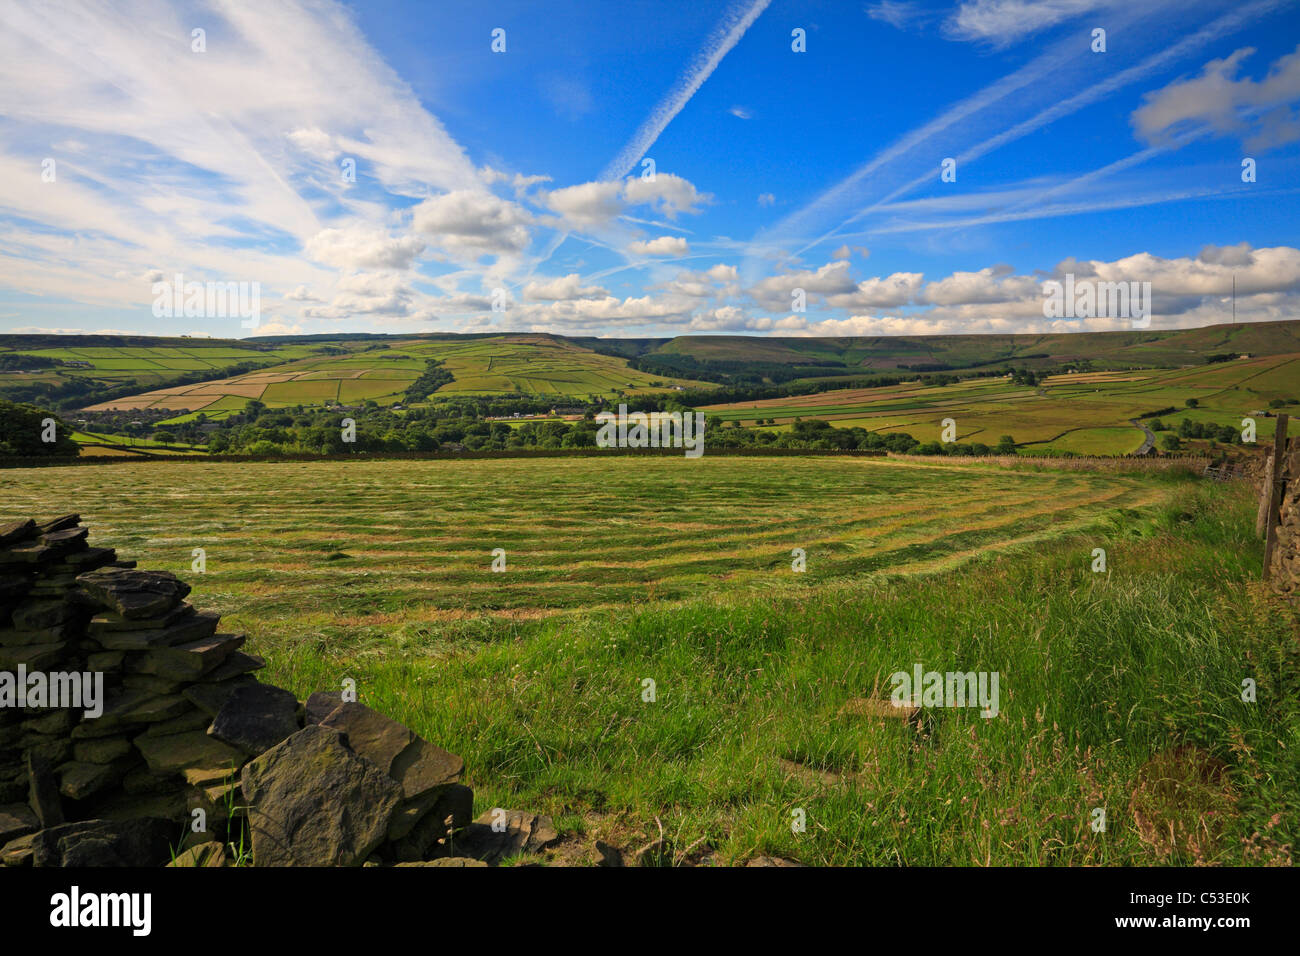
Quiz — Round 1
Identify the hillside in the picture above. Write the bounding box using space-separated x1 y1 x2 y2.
701 351 1299 455
638 319 1300 374
1 319 1295 424
65 334 707 417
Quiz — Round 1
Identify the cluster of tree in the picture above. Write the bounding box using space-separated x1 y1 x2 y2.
206 403 604 454
0 400 79 457
73 408 209 446
629 371 958 413
1137 406 1177 420
1009 367 1041 386
707 419 1017 455
1150 418 1245 448
622 352 851 386
195 399 1025 457
0 354 65 371
402 359 455 404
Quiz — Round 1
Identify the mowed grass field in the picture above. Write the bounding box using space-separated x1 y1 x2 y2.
3 455 1295 866
77 334 710 417
705 352 1300 454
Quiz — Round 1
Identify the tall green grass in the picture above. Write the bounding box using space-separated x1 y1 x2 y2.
261 481 1298 865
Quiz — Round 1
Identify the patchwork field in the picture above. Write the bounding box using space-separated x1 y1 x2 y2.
405 335 706 398
4 454 1292 865
71 334 708 416
80 351 420 415
0 343 315 392
706 352 1300 453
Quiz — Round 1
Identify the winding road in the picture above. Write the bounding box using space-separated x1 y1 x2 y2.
1129 418 1157 455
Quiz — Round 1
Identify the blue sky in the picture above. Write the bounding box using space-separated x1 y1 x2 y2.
1 0 1299 339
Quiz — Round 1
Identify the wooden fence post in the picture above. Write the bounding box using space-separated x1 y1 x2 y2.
1263 414 1289 582
1256 452 1274 538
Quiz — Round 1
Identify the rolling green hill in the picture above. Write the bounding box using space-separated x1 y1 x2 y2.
2 320 1296 429
636 319 1300 372
57 334 708 417
702 351 1300 455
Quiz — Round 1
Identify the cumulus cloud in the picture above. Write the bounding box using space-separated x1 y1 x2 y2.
828 271 925 309
522 273 608 301
254 317 305 335
303 272 420 319
541 174 710 230
628 236 690 256
305 226 426 271
1198 242 1255 267
410 191 533 258
622 173 711 218
541 181 627 228
920 265 1038 305
654 264 740 299
749 260 858 310
1132 45 1300 151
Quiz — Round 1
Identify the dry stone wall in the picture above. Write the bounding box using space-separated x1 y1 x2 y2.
0 514 556 867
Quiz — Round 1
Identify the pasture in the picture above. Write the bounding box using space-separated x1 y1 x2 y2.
68 334 707 417
0 343 314 393
705 353 1299 454
3 454 1293 865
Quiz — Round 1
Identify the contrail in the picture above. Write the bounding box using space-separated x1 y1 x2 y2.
601 0 772 181
758 0 1282 265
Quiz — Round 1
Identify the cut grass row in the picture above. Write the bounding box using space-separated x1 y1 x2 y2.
2 456 1289 864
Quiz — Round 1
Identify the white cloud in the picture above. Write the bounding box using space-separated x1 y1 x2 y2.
1132 45 1300 151
541 181 627 228
749 260 858 309
944 0 1108 47
0 0 482 323
410 190 533 258
921 265 1037 305
541 174 710 229
628 236 690 256
867 2 928 30
622 174 710 218
254 317 305 335
828 271 925 309
522 273 608 301
305 226 426 270
304 272 420 319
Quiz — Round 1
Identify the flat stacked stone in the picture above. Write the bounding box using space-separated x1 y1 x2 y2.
1 513 482 869
70 567 260 822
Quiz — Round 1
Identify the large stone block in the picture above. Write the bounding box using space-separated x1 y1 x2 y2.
208 683 300 756
240 725 401 867
76 569 191 620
